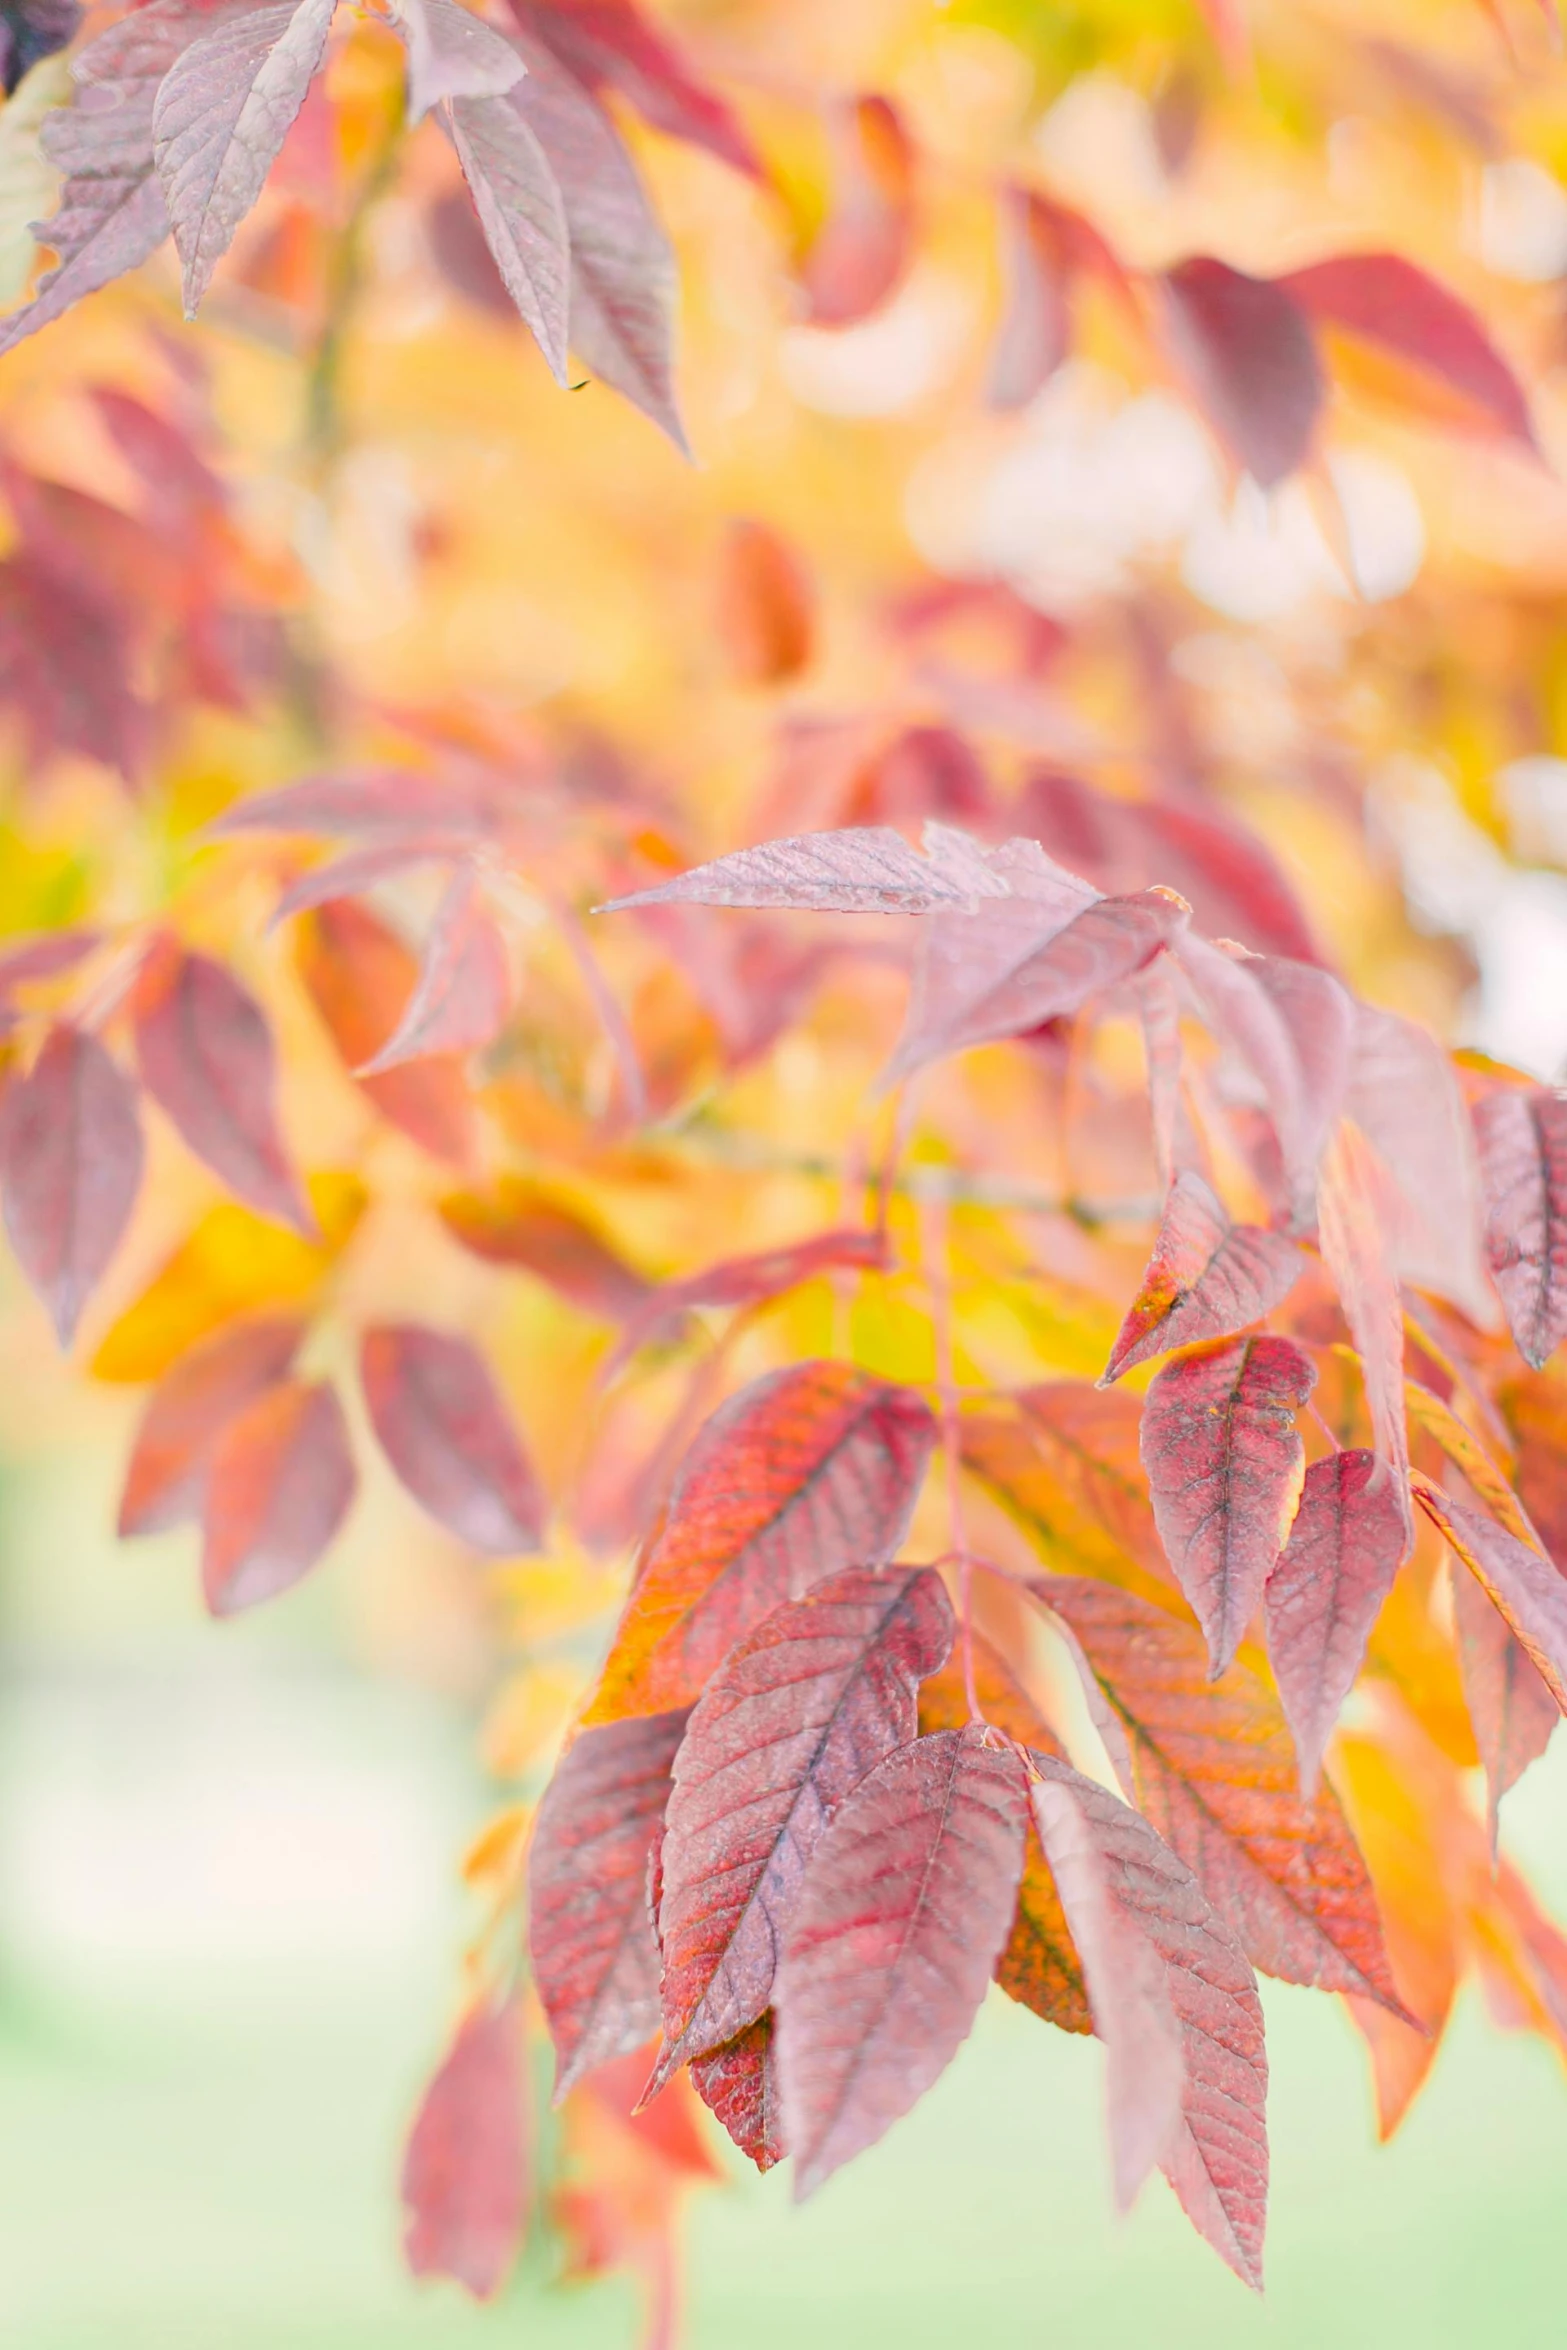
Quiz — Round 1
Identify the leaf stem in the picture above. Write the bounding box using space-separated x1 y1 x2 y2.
306 97 407 470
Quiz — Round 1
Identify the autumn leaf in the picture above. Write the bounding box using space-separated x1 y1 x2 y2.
608 1226 888 1369
1029 1754 1269 2289
582 1361 936 1724
1281 253 1536 450
509 0 760 180
358 869 511 1072
132 939 313 1235
1473 1086 1567 1371
1140 1334 1316 1676
1037 1576 1408 2010
201 1375 357 1615
1101 1171 1303 1385
799 95 914 330
689 2015 784 2172
402 1998 528 2300
529 1709 689 2098
211 764 522 841
439 1176 649 1319
961 1384 1172 1594
650 1566 953 2089
603 822 1003 916
118 1312 305 1536
1263 1448 1407 1798
1159 257 1323 487
773 1727 1028 2197
1317 1121 1411 1527
1450 1556 1558 1850
1412 1479 1567 1714
446 85 571 384
0 1024 143 1346
392 0 524 124
1344 1004 1493 1324
151 0 338 316
361 1324 545 1555
295 901 475 1165
716 520 815 686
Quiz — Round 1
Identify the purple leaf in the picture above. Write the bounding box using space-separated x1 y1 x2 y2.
209 765 522 840
506 0 761 181
602 822 1007 917
152 0 338 316
1473 1087 1567 1370
651 1566 954 2089
201 1375 357 1615
529 1708 689 2098
361 1323 545 1554
1451 1555 1558 1852
773 1727 1028 2197
1101 1170 1304 1385
1344 1003 1493 1323
0 1024 143 1346
1029 1755 1269 2288
445 86 570 383
1140 1334 1316 1676
356 869 511 1072
132 940 313 1235
269 839 469 926
1263 1448 1407 1798
1160 257 1323 487
392 0 523 122
510 28 686 448
1413 1479 1567 1716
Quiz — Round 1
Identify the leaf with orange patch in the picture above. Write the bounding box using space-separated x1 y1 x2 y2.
1101 1171 1303 1385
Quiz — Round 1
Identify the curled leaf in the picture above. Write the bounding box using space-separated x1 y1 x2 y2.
799 95 914 329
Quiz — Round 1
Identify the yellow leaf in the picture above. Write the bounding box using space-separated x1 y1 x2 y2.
92 1171 366 1383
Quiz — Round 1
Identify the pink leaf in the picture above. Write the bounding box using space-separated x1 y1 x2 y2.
651 1566 954 2088
529 1708 688 2097
1413 1479 1567 1716
1029 1755 1269 2288
446 87 571 382
201 1376 357 1615
987 188 1128 410
891 885 1191 1081
0 1024 143 1346
1473 1087 1567 1370
773 1727 1028 2197
508 0 761 180
119 1313 306 1536
210 765 523 840
1344 1003 1493 1323
401 1998 528 2300
151 0 338 316
1137 957 1182 1191
602 823 1006 916
357 870 511 1072
132 940 312 1235
1159 258 1323 487
608 1226 888 1370
1281 253 1536 450
392 0 524 122
799 95 915 330
0 2 206 359
1102 1170 1303 1385
1176 935 1353 1222
510 29 686 448
0 927 101 998
1451 1556 1558 1852
361 1324 545 1554
1315 1120 1411 1535
1140 1334 1316 1676
1263 1449 1407 1798
689 2016 785 2172
270 839 469 926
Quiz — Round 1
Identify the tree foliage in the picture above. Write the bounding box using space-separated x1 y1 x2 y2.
1 0 1566 2334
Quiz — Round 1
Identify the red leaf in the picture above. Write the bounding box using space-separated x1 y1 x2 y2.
511 28 687 448
773 1727 1028 2196
689 2016 784 2172
1450 1556 1558 1850
201 1376 356 1615
583 1362 937 1724
1344 1003 1492 1323
0 3 207 361
445 86 572 383
1102 1171 1304 1385
1175 935 1353 1221
651 1566 953 2086
296 901 475 1165
510 0 761 180
401 1998 528 2300
357 870 511 1073
1159 258 1323 487
1140 1335 1316 1676
1263 1449 1407 1798
132 940 312 1234
891 884 1191 1081
151 0 336 316
1316 1121 1411 1527
987 188 1127 410
716 520 815 686
1029 1755 1269 2288
1473 1087 1567 1370
118 1313 306 1536
529 1709 689 2098
361 1324 545 1554
603 821 1004 916
608 1226 888 1368
1280 253 1536 450
961 1384 1174 1592
799 96 915 330
0 1025 144 1346
439 1178 649 1318
1413 1479 1567 1715
1038 1577 1407 2009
